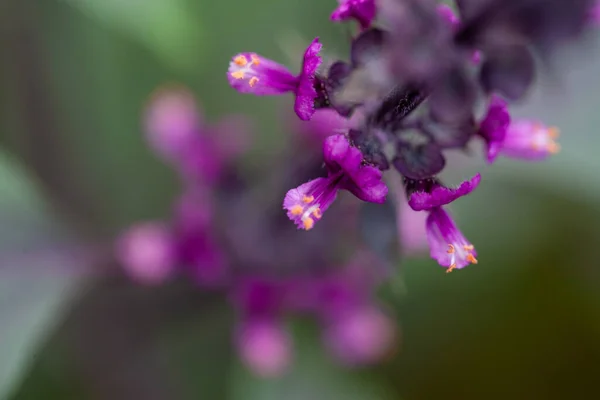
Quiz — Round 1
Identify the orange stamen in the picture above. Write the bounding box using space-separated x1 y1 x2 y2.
466 254 478 264
447 244 455 254
446 264 457 273
231 71 244 80
290 205 303 216
302 195 314 203
251 54 260 65
312 208 322 218
234 55 248 66
303 217 314 230
249 77 259 87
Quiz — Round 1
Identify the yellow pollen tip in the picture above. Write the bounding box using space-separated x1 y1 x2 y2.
231 71 245 80
302 195 314 203
463 244 474 251
234 55 248 66
249 77 259 87
446 264 457 273
447 244 456 254
251 54 260 65
290 205 303 216
548 127 560 139
466 254 478 264
303 217 314 230
312 208 322 219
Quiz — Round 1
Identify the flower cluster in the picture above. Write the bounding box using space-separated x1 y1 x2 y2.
227 0 596 272
117 87 400 375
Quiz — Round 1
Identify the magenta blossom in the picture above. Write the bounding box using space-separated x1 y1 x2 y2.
144 87 251 184
284 134 388 230
228 38 322 121
116 222 176 284
404 175 480 272
236 319 292 378
323 306 396 366
479 95 560 162
331 0 377 30
426 207 478 273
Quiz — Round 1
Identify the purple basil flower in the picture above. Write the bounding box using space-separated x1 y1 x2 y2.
500 121 561 161
116 222 175 284
228 38 322 121
144 86 202 162
479 96 560 161
323 306 396 366
426 207 478 273
283 134 388 230
145 87 251 185
331 0 377 30
407 174 481 212
236 318 292 378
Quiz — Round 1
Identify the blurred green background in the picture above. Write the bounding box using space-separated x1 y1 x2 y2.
1 0 600 399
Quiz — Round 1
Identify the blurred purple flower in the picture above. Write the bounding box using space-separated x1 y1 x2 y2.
144 86 252 185
324 306 396 366
479 96 560 162
331 0 377 30
228 38 322 121
236 319 292 378
116 222 175 285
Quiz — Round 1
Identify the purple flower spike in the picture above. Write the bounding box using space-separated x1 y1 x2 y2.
116 222 175 284
284 134 387 230
228 38 322 121
426 207 478 273
501 121 561 161
331 0 377 30
408 174 481 212
479 95 511 163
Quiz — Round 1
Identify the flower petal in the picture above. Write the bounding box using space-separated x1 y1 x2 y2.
408 174 481 211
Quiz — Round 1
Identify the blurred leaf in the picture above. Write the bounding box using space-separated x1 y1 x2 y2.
0 150 88 399
61 0 205 72
230 323 394 400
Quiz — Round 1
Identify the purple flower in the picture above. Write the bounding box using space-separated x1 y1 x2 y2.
145 87 252 185
501 121 561 161
426 207 478 273
407 174 481 212
144 86 202 162
479 94 511 163
228 38 322 121
331 0 377 30
236 319 292 378
323 306 396 366
479 96 560 161
116 222 175 284
284 134 388 230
